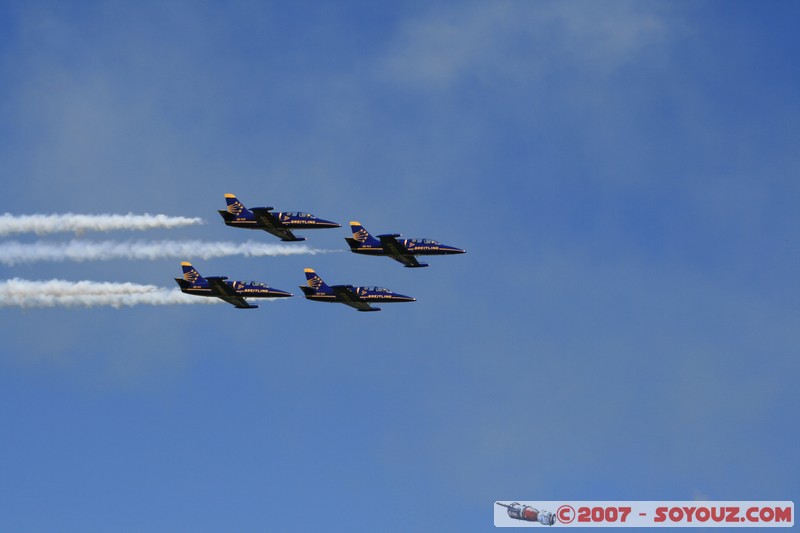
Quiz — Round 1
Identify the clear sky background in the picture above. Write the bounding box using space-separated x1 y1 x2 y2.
1 1 798 531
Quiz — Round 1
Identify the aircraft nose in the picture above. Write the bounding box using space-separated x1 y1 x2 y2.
273 290 294 298
318 218 341 228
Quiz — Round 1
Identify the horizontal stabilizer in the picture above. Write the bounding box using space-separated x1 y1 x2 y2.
218 210 236 222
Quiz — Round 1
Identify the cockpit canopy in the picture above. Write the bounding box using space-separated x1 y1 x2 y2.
362 286 391 293
409 238 439 245
247 281 268 288
287 212 313 218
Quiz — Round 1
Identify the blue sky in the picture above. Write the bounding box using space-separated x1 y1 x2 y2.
1 1 798 531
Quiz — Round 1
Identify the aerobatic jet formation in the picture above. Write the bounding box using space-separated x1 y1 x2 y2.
299 268 415 312
218 193 340 241
174 262 293 308
345 221 466 267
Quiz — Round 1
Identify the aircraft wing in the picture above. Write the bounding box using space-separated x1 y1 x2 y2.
331 285 380 312
251 208 304 242
206 277 258 309
378 235 424 267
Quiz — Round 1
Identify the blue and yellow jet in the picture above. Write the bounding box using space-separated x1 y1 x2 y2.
175 262 292 309
345 221 466 268
299 268 415 312
218 193 340 241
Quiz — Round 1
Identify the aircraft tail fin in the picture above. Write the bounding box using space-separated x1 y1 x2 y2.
224 193 253 218
303 268 330 292
180 262 206 285
349 221 380 246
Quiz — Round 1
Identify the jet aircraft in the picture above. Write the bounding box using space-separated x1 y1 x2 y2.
174 262 292 308
218 193 340 241
299 268 415 312
344 221 466 267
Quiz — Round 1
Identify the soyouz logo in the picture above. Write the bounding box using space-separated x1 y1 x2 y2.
496 502 555 526
494 501 794 527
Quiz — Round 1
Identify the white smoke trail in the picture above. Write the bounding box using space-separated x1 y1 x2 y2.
0 278 222 308
0 240 338 265
0 213 204 236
